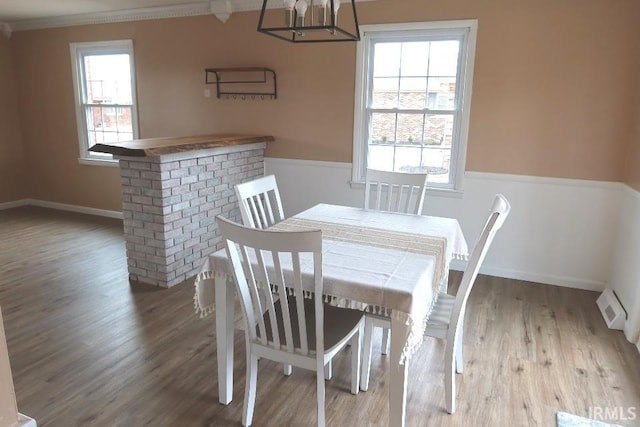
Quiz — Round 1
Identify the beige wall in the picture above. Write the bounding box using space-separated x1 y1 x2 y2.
625 71 640 192
7 0 640 211
0 35 27 204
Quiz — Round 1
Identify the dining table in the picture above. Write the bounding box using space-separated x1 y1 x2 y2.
193 203 468 426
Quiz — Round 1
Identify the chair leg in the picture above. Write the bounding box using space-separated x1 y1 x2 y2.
444 337 456 414
351 324 362 395
360 316 374 392
324 360 332 380
317 359 326 427
381 327 390 355
243 351 258 426
455 329 463 374
283 364 292 376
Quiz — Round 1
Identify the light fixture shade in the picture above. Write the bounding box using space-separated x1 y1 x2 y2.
258 0 360 43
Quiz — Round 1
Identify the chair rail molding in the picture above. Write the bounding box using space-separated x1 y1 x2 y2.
0 22 11 38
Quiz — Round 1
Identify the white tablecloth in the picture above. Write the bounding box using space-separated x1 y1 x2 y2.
194 204 468 363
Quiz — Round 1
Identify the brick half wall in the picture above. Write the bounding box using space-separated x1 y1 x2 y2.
118 142 265 287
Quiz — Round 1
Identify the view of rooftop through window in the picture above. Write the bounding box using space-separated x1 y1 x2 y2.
367 40 460 185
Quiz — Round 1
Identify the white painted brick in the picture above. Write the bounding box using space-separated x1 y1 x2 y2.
121 168 141 178
172 201 191 212
189 165 205 175
131 195 153 205
157 178 180 189
181 175 198 185
130 178 152 188
180 159 197 168
171 184 191 196
163 212 182 223
198 157 214 165
146 238 170 249
141 170 162 180
129 161 153 170
143 204 172 215
170 168 189 179
160 161 180 171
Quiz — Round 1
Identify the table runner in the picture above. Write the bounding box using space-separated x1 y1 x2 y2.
269 217 447 291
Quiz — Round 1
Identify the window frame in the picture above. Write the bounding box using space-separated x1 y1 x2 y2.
70 39 139 166
352 20 478 192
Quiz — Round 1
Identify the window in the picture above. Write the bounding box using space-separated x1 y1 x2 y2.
352 21 477 190
70 40 139 165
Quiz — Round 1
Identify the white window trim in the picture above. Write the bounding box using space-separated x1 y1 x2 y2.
351 20 478 191
70 39 139 166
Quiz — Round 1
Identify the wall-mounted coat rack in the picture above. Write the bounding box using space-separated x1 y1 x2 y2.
204 67 277 100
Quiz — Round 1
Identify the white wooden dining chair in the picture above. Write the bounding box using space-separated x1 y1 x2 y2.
364 169 429 354
360 194 511 415
364 169 428 215
235 174 285 230
217 216 364 427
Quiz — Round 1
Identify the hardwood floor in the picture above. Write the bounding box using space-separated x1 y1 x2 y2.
1 206 639 426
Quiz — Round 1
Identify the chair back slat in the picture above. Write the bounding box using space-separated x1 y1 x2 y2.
239 245 269 346
271 250 296 353
291 252 309 354
255 248 281 348
217 216 323 356
447 194 511 344
364 169 428 215
235 175 285 229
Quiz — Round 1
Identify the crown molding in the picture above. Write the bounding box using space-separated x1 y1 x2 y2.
0 22 11 38
8 0 377 31
8 2 212 31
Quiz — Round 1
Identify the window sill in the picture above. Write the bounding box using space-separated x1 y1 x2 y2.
78 158 119 168
349 180 464 198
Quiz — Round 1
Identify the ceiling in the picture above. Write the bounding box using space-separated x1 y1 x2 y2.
0 0 212 22
0 0 372 33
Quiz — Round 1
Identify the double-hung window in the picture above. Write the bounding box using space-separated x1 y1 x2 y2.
352 21 477 191
70 40 139 165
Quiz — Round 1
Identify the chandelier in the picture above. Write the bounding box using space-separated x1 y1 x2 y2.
258 0 360 43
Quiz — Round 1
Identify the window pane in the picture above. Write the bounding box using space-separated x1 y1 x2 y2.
400 42 430 76
398 77 427 109
368 145 394 171
85 106 102 132
394 145 422 172
116 107 133 133
373 43 401 77
370 112 396 144
396 114 423 144
372 77 399 108
423 114 454 147
84 54 132 104
427 77 456 110
428 41 459 77
422 148 452 184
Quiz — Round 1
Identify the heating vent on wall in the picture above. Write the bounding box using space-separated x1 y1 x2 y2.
596 288 626 330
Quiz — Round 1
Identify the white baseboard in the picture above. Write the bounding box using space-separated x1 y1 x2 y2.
449 260 605 292
0 198 123 220
636 342 640 354
0 199 30 210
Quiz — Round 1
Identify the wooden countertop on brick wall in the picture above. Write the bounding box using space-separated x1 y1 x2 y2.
89 134 274 157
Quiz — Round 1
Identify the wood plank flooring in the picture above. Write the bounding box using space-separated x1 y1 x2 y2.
1 206 639 426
